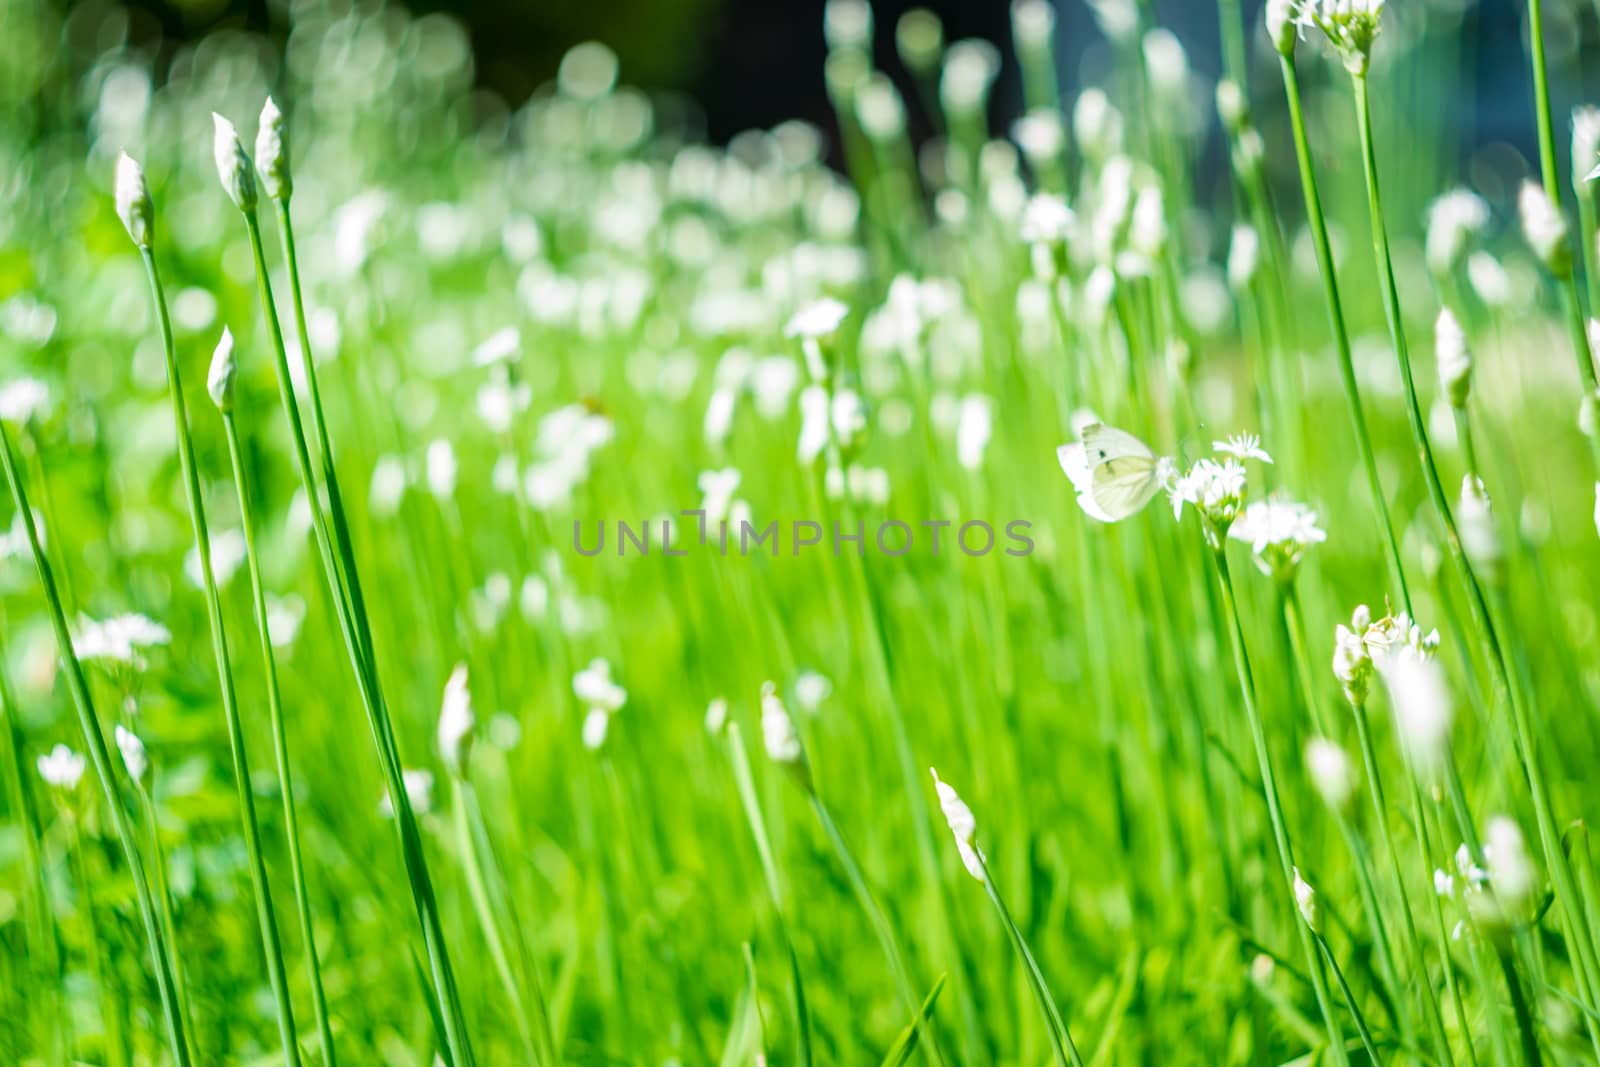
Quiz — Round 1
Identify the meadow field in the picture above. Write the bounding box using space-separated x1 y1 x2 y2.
3 0 1600 1063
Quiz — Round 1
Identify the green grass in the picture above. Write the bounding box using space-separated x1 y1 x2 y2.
2 0 1600 1063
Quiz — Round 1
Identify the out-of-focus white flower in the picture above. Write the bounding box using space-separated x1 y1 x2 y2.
1456 842 1489 888
704 388 737 445
0 378 49 425
476 376 531 434
1128 185 1167 261
73 613 171 668
1426 189 1489 275
573 658 626 713
1073 88 1123 162
115 152 154 248
426 440 457 500
1467 252 1512 308
1457 475 1502 576
1379 649 1453 776
370 455 408 517
955 395 992 471
1020 194 1075 247
794 670 832 712
437 663 474 775
185 529 247 589
699 468 742 525
939 39 1000 116
1485 815 1535 909
784 298 849 340
1293 867 1322 934
1519 181 1571 276
1433 869 1455 898
266 594 305 649
1228 225 1260 292
581 708 610 750
380 769 435 817
1265 0 1302 55
930 767 985 881
823 0 873 51
37 744 86 791
212 113 257 211
1228 499 1325 581
704 698 729 734
760 681 803 762
1333 604 1374 705
1305 737 1355 809
1012 111 1065 168
1435 308 1472 407
1143 29 1189 100
472 326 521 367
1574 106 1600 189
1213 433 1273 464
116 724 148 785
797 385 830 463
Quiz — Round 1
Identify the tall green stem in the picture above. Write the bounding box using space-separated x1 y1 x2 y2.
140 249 301 1066
221 412 338 1064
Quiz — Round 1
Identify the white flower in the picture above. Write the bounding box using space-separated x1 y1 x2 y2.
1574 106 1600 189
116 725 148 785
939 39 1000 116
1485 815 1535 908
1457 475 1502 575
1433 869 1455 898
573 658 626 713
1265 0 1304 55
472 326 521 367
704 698 729 734
1228 499 1325 581
255 96 291 201
955 395 992 471
1379 649 1453 776
1435 308 1472 406
370 455 408 516
1293 867 1322 934
929 767 985 881
475 377 531 434
1519 181 1570 275
266 594 305 648
698 468 742 525
1227 225 1260 291
0 378 49 425
1019 194 1075 246
1305 737 1355 809
784 298 849 340
185 528 247 588
1169 457 1247 534
704 388 737 445
380 769 434 817
38 743 86 791
426 440 457 500
1456 842 1489 888
437 663 474 775
1467 252 1512 307
211 113 257 211
1213 433 1273 464
1303 0 1385 74
582 708 611 751
797 384 830 463
795 670 832 712
1333 604 1374 704
760 681 805 766
73 613 171 667
1072 88 1123 161
1426 189 1489 275
115 151 154 248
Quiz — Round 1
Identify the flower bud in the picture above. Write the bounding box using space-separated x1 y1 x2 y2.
1519 181 1570 276
437 663 474 775
1265 0 1299 56
115 152 154 249
1573 106 1600 191
212 113 258 212
115 725 149 785
208 328 238 412
1215 79 1248 134
256 96 292 201
1457 474 1502 579
895 9 943 78
1435 307 1472 407
1293 867 1322 934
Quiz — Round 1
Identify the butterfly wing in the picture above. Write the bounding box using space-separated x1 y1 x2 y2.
1080 423 1156 465
1089 455 1164 520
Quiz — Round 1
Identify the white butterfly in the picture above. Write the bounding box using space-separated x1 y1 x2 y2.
1056 423 1174 522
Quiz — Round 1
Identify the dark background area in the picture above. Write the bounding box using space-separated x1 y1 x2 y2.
107 0 1568 157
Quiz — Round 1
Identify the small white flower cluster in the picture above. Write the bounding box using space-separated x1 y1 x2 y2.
1228 498 1326 581
575 658 627 751
1171 435 1273 543
1331 604 1440 706
1441 820 1537 926
72 613 172 670
1298 0 1386 74
37 743 86 791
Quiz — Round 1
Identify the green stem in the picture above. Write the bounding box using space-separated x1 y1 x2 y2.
1316 934 1381 1066
222 412 338 1065
140 249 300 1066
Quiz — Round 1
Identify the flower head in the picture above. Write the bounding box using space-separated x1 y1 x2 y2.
208 327 238 412
929 767 985 881
380 769 434 817
37 743 86 791
0 378 50 426
1426 189 1489 275
1303 0 1385 75
761 681 812 789
212 113 257 212
1169 457 1247 539
116 724 148 785
73 613 171 669
1228 498 1326 581
1485 815 1535 909
1457 475 1502 577
1332 604 1374 704
437 663 474 775
256 96 291 201
1379 648 1453 777
115 152 154 248
784 298 849 341
1305 736 1355 810
1573 106 1600 189
1212 433 1273 464
1519 181 1570 276
1019 193 1075 247
1435 308 1472 407
1293 867 1322 934
573 658 626 713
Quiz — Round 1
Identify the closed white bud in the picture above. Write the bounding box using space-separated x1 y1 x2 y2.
1265 0 1300 55
208 327 238 412
437 663 474 775
115 725 148 785
761 682 812 789
1485 815 1535 910
1012 0 1055 49
823 0 873 53
1519 181 1570 276
212 113 257 211
1573 106 1600 190
1457 475 1502 577
1072 88 1122 163
1228 225 1260 291
256 96 292 201
1380 650 1453 777
115 152 154 249
895 9 944 76
1435 307 1472 406
1293 867 1322 934
1215 80 1248 133
1426 189 1489 276
930 767 985 881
